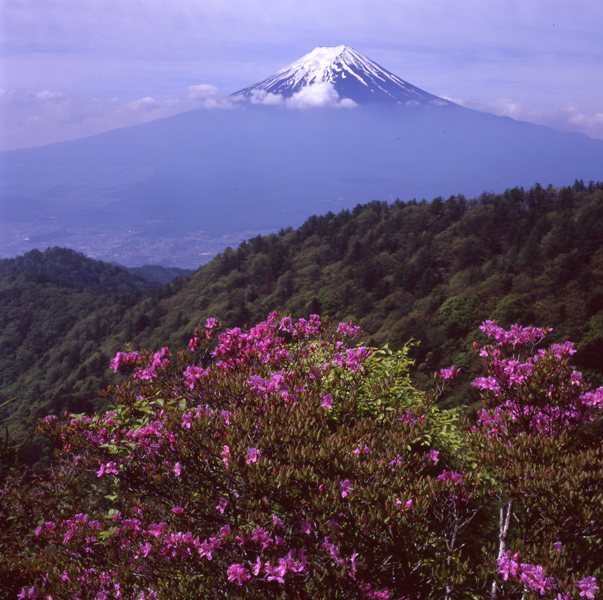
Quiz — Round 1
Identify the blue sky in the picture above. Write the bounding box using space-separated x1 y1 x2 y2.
1 0 602 149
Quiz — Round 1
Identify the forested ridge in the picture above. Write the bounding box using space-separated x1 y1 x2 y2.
1 181 603 461
128 180 603 393
0 249 162 457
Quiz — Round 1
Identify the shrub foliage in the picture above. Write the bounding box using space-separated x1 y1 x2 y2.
1 314 601 598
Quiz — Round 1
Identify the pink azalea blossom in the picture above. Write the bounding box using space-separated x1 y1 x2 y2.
272 515 284 529
264 561 286 583
221 445 230 469
340 479 353 498
439 365 461 380
279 316 293 332
428 449 440 464
366 589 392 599
471 376 501 395
182 365 210 389
246 448 260 464
251 527 271 549
577 577 599 599
227 563 251 586
519 563 554 594
252 557 262 577
17 586 37 599
389 454 404 469
188 329 200 352
173 462 182 477
109 351 141 373
497 552 555 595
134 347 170 381
205 317 219 335
497 551 520 581
320 394 334 410
300 519 312 535
581 388 603 409
479 320 551 347
437 470 465 484
336 321 362 338
219 524 231 538
96 461 119 478
147 522 167 538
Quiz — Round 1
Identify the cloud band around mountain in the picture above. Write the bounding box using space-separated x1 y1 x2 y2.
248 83 356 110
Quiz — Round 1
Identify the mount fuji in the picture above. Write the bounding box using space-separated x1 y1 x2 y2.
234 45 449 106
1 46 602 267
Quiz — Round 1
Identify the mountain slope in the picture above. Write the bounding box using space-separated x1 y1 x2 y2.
2 104 603 266
2 48 603 266
3 183 603 463
233 45 449 105
0 247 157 293
0 248 161 458
125 182 603 389
127 265 193 285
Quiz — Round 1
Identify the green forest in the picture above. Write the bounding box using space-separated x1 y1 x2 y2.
1 181 603 463
1 182 603 599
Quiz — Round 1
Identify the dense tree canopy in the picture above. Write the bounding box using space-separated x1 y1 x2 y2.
2 181 603 463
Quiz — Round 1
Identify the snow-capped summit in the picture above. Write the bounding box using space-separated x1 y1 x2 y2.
233 45 450 105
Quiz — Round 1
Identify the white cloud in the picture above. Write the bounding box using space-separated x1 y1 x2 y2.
1 89 183 149
285 83 356 110
244 86 357 109
446 96 603 140
0 80 359 150
0 84 244 149
339 98 357 109
3 81 602 151
287 83 337 109
567 106 603 129
34 89 67 102
249 89 284 106
188 83 221 99
187 84 237 108
125 96 161 112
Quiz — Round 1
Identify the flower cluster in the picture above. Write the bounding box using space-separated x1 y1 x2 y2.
472 321 602 437
439 365 461 380
109 351 141 373
133 346 170 381
479 320 551 347
497 551 555 595
3 315 601 599
497 552 599 598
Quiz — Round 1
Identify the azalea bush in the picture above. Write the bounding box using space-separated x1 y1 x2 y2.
1 314 601 598
470 321 603 599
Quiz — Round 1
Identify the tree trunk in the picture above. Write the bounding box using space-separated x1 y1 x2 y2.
490 497 513 599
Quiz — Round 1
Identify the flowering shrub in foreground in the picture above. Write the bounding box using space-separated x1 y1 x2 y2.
0 314 601 598
472 320 602 599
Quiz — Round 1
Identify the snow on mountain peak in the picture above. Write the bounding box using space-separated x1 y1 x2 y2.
283 45 353 76
233 45 450 107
